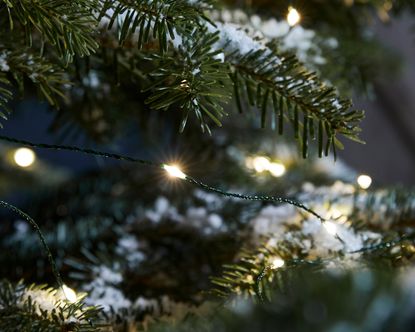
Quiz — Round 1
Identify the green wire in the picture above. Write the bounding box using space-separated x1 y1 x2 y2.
0 200 63 288
0 134 325 221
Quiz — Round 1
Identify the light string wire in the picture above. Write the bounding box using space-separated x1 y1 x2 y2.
0 200 63 288
0 134 325 221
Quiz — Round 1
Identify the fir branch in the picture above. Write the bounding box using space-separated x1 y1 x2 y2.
211 239 313 300
228 45 364 158
0 72 13 128
0 47 68 126
0 279 103 332
98 0 215 52
144 30 232 134
1 0 98 63
141 19 364 157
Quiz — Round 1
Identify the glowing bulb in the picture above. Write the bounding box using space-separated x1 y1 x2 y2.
357 174 372 190
13 148 36 168
268 162 286 177
271 257 285 269
252 156 270 172
163 164 186 179
62 284 77 303
287 6 301 26
323 221 337 235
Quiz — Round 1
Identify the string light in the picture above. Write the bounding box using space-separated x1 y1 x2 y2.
287 6 301 26
357 174 372 190
268 162 286 177
248 156 286 177
270 257 285 269
323 221 337 235
0 135 325 222
163 164 187 179
252 156 270 173
62 284 77 303
13 147 36 168
245 275 254 283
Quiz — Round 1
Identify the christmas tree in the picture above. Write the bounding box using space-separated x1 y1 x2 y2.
1 0 415 331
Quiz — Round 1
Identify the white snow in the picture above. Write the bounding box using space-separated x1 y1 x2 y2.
206 21 271 59
145 196 182 223
86 285 131 312
116 235 146 267
0 52 10 72
84 265 131 312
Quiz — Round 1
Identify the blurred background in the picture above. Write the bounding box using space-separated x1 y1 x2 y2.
344 12 415 185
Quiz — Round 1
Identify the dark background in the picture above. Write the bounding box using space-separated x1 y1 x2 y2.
343 13 415 185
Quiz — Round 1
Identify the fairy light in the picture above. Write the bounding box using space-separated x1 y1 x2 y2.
357 174 372 190
0 135 325 222
62 284 77 303
163 164 186 179
268 162 286 177
252 156 270 173
287 6 301 26
323 221 337 235
13 147 36 168
270 257 285 269
249 156 286 177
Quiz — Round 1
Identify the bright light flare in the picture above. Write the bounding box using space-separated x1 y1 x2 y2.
271 257 285 269
323 221 337 235
287 6 301 26
163 164 186 179
268 162 286 177
252 156 270 173
62 284 77 303
13 147 36 168
357 174 372 190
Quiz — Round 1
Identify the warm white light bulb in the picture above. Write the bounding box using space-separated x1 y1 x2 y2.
357 174 372 190
323 221 337 235
252 156 270 173
268 162 286 177
287 6 301 26
163 164 186 179
13 148 36 168
62 284 77 303
271 257 285 269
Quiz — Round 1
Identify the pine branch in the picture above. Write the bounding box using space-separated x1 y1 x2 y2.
0 279 103 332
0 73 13 128
1 0 98 63
98 0 215 52
229 44 364 158
211 239 312 300
144 29 232 133
0 0 366 158
0 48 68 127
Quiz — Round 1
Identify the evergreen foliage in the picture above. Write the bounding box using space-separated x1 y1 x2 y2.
0 280 103 332
1 0 415 331
0 0 371 157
